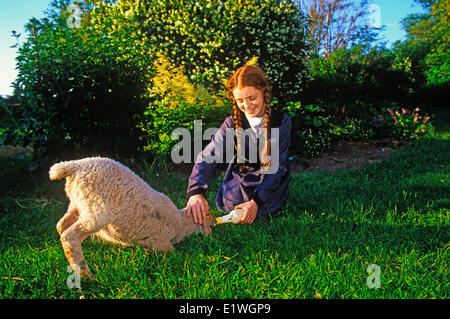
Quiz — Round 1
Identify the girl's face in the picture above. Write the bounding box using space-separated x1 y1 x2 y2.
232 86 265 118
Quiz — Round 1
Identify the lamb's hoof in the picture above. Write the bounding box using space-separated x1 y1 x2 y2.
77 264 96 280
81 270 96 280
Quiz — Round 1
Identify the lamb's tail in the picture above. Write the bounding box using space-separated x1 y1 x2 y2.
49 161 79 181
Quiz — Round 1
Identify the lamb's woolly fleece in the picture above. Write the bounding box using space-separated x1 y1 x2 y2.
50 157 214 278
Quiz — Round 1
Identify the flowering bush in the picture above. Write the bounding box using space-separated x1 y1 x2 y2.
371 106 432 140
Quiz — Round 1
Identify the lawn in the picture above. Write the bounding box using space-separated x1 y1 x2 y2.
0 111 448 299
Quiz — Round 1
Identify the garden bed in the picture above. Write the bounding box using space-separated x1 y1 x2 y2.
292 138 413 174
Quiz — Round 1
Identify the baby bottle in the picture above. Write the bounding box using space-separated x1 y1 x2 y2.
215 209 244 225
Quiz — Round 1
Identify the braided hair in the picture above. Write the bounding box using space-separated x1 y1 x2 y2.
226 65 272 170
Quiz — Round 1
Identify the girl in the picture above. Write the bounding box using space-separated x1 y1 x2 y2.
186 65 291 224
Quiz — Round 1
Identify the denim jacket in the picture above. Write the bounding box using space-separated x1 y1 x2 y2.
186 109 291 217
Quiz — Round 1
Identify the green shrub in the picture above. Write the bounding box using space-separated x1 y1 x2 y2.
140 53 230 158
283 102 332 159
139 0 310 105
303 46 414 119
332 118 375 141
4 1 152 169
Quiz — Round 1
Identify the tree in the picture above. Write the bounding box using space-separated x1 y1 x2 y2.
297 0 377 56
5 0 151 169
399 0 449 86
424 0 449 85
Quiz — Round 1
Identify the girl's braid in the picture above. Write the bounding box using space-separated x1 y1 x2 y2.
232 102 244 165
260 88 271 168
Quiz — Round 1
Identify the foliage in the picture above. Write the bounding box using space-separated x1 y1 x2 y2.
301 0 448 129
3 0 153 169
4 0 445 170
304 45 414 119
283 101 332 158
294 38 437 145
332 118 374 141
150 53 199 107
391 40 429 91
140 54 230 158
140 101 201 157
398 0 449 87
137 0 310 104
424 0 450 85
4 0 311 168
245 56 260 68
0 97 18 141
140 101 230 159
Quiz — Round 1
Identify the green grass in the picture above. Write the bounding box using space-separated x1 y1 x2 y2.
0 111 449 299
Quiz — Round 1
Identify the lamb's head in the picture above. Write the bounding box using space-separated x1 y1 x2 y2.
201 211 217 236
179 208 216 237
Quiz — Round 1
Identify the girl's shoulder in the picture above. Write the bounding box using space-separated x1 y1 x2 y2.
218 116 233 129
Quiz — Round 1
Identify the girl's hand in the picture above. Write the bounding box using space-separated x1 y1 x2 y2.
235 200 258 224
186 194 210 224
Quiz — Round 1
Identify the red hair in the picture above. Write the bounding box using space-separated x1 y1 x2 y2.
226 65 272 169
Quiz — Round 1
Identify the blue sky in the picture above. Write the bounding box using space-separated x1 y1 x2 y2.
0 0 427 96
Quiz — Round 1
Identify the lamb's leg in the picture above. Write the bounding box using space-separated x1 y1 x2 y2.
137 237 175 253
57 203 79 236
60 219 107 279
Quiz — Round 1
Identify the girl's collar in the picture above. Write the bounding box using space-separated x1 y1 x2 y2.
235 109 284 129
244 114 264 128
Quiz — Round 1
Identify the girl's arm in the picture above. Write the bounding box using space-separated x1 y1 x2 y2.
186 116 234 199
186 117 234 224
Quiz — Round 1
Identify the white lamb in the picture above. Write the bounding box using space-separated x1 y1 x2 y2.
49 157 215 279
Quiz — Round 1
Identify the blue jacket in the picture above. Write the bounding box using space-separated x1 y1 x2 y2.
186 109 291 217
